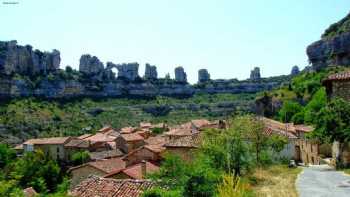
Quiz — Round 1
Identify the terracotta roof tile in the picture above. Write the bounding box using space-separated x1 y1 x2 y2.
121 133 144 142
65 139 90 148
14 144 23 150
24 137 71 145
98 126 114 133
122 162 159 179
165 134 201 148
324 71 350 82
70 176 155 197
85 133 116 143
144 145 166 154
120 127 135 134
69 158 126 174
78 134 93 140
139 122 152 128
89 149 124 160
144 136 168 146
294 125 314 133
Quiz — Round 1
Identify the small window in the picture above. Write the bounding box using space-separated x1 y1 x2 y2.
57 147 60 153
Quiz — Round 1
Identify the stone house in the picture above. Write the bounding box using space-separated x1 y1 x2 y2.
115 133 145 153
22 137 72 161
323 71 350 101
69 175 155 197
68 157 126 187
295 139 320 165
104 161 159 179
122 145 165 166
64 138 90 161
164 134 201 161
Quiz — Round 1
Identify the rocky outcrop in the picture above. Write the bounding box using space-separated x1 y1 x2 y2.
144 63 157 80
116 63 139 81
307 32 350 70
79 54 104 76
250 67 261 80
0 40 60 76
291 65 300 75
198 69 210 83
175 66 187 83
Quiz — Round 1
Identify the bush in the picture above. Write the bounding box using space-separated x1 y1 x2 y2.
278 101 303 123
71 151 90 165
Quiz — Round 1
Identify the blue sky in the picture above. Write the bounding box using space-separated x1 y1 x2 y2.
1 0 349 83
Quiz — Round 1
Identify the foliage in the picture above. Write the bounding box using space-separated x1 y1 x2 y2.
0 143 16 168
312 98 350 142
71 151 90 165
322 12 350 39
278 101 303 123
216 175 253 197
142 188 182 197
9 150 62 193
0 180 24 197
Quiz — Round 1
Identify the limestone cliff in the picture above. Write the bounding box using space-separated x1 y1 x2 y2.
0 40 291 99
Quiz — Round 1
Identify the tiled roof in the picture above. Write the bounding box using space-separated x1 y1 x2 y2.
84 133 116 143
144 136 168 146
191 119 211 128
69 158 126 174
144 145 166 154
70 175 155 197
121 162 159 179
262 117 296 134
121 133 144 142
165 134 201 148
23 137 71 145
324 71 350 82
23 187 37 197
294 125 314 133
120 127 135 134
65 139 90 148
264 127 297 139
78 134 93 140
14 144 23 150
165 128 194 136
139 122 152 128
89 149 124 161
98 126 114 133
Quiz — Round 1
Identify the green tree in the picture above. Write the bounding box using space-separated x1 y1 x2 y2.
0 143 16 168
278 101 303 123
71 151 90 165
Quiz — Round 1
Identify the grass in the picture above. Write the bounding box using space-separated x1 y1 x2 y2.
343 169 350 175
251 165 302 197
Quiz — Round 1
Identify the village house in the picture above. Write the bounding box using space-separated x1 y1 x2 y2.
104 160 159 179
69 175 155 197
68 157 126 187
323 70 350 101
164 134 201 161
115 133 145 153
22 137 72 161
64 138 90 161
88 149 124 161
122 145 165 166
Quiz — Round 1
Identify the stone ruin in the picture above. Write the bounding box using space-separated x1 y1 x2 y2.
250 67 261 80
79 54 104 76
175 66 187 83
144 63 157 80
0 40 60 76
198 69 210 83
291 65 300 75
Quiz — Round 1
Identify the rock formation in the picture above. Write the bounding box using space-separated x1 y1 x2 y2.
291 65 300 75
198 69 210 83
0 40 60 76
175 66 187 83
144 63 157 80
250 67 261 80
79 54 104 76
116 63 139 81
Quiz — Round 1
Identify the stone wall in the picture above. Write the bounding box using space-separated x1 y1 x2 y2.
295 139 320 165
332 141 350 168
331 80 350 101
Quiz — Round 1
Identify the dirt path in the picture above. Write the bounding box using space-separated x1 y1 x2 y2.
296 165 350 197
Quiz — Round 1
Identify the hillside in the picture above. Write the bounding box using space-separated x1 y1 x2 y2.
0 93 256 144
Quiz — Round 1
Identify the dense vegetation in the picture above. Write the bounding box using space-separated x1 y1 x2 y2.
322 12 350 39
0 144 69 196
143 115 288 197
0 93 255 144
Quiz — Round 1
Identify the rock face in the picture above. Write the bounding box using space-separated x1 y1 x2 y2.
250 67 261 80
198 69 210 83
175 66 187 83
116 63 139 81
144 63 157 80
79 54 104 76
0 40 60 76
307 32 350 70
291 65 300 75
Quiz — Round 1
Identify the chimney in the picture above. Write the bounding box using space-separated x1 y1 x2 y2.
141 160 147 178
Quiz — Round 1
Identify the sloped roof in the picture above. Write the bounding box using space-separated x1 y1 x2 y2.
14 144 23 150
89 149 124 161
84 133 116 143
78 134 93 140
121 162 159 179
139 122 152 128
65 139 90 148
24 137 71 145
98 126 114 133
165 128 194 137
165 134 202 148
323 71 350 82
69 158 126 174
144 136 168 146
144 145 166 154
120 127 135 134
294 125 314 133
121 133 144 142
70 176 155 197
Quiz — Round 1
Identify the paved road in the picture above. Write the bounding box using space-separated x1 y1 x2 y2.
297 165 350 197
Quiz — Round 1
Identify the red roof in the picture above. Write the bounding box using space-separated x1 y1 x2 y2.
69 158 126 174
70 176 155 197
324 71 350 82
121 133 144 142
23 137 71 145
84 133 116 143
98 126 114 133
104 161 159 179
